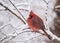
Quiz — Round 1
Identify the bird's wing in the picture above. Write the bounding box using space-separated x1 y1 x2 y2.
31 17 44 29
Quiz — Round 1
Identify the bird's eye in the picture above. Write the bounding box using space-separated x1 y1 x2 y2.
29 15 33 19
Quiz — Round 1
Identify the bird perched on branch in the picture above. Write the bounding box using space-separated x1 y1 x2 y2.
26 11 51 40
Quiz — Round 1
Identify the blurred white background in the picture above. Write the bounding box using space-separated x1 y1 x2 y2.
0 0 59 43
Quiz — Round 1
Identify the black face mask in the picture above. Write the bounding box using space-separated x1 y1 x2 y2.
29 15 33 19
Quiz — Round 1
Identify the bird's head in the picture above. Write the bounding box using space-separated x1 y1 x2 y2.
28 11 36 19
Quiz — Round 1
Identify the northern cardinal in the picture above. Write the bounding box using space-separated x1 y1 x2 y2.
26 11 51 40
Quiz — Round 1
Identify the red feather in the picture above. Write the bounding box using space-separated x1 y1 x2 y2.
26 11 51 39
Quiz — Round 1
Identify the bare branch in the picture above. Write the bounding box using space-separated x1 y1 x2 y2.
0 36 7 42
0 23 10 30
3 30 43 42
0 3 26 24
0 9 6 11
9 0 26 21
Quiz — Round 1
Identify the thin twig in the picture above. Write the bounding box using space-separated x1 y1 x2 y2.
43 0 48 4
0 36 7 42
7 34 43 42
4 30 44 42
14 9 29 11
9 0 26 21
0 23 10 30
0 3 26 24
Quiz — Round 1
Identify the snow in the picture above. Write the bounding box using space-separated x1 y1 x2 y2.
0 0 60 43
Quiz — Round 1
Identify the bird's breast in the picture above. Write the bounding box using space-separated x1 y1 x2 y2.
27 17 44 31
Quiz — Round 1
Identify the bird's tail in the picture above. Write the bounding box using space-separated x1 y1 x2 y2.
42 29 52 40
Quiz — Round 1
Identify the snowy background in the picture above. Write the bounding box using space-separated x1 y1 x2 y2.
0 0 60 43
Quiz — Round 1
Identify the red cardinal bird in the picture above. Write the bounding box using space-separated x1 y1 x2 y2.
26 11 51 40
